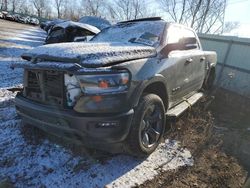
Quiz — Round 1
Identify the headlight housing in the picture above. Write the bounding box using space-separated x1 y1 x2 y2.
76 71 130 95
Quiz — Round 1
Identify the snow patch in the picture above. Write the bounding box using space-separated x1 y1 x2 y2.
22 42 156 67
0 24 45 88
106 140 193 188
0 89 16 107
0 110 193 188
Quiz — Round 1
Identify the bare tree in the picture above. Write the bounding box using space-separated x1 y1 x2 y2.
80 0 106 17
106 4 118 21
10 0 16 12
60 0 81 20
223 21 240 33
19 0 33 15
158 0 227 34
9 0 24 12
54 0 64 18
159 0 189 23
198 0 226 33
132 0 149 19
44 3 52 19
32 0 46 17
115 0 132 20
110 0 155 21
1 0 8 10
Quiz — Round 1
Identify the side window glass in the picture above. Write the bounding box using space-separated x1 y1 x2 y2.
182 29 195 38
167 26 183 44
182 29 199 49
162 25 199 56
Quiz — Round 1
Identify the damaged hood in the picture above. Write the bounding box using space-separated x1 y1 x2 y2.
21 42 156 68
53 21 100 34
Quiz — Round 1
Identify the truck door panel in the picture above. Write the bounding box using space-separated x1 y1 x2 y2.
161 51 192 105
181 29 206 95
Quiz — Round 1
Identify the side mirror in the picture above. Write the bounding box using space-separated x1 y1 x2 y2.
160 43 182 57
129 38 136 43
179 37 198 50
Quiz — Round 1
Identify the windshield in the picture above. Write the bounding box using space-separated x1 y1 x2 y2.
91 21 165 47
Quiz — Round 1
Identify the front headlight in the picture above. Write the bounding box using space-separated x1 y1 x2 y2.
76 71 130 95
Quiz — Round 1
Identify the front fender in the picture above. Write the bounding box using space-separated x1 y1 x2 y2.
129 74 169 108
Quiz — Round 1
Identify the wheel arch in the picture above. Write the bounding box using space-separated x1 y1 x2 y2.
203 64 216 90
131 75 169 110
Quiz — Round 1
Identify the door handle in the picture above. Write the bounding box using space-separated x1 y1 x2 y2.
200 56 206 62
185 58 193 65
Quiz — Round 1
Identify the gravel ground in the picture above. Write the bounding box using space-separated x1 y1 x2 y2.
0 19 46 88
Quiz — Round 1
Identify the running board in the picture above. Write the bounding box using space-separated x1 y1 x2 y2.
166 92 204 118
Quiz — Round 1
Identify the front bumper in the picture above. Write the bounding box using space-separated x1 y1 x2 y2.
15 94 134 147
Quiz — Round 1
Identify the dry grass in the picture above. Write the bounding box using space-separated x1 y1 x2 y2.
140 98 247 188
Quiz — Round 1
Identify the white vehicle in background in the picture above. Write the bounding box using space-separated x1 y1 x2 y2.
25 16 31 24
13 14 26 23
18 16 27 23
1 11 8 19
5 13 15 21
30 17 39 25
45 21 100 44
0 12 3 19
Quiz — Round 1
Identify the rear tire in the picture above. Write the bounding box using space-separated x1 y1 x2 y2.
127 94 166 157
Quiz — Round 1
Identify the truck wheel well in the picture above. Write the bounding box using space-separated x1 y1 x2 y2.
203 66 216 90
211 67 216 74
143 82 168 109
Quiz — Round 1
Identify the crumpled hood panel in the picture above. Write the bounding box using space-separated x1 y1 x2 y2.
22 42 156 67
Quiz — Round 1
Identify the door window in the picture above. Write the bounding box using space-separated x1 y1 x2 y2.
182 28 200 50
167 25 183 44
167 26 199 49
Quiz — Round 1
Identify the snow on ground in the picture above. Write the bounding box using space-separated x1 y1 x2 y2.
0 102 193 187
0 20 193 187
0 21 46 88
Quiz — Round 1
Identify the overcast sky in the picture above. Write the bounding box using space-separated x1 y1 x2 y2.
225 0 250 24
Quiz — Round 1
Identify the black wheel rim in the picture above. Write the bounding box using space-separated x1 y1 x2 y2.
140 104 164 148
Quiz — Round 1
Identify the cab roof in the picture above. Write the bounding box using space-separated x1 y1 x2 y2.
118 17 163 24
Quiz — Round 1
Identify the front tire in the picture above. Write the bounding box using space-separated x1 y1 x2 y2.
127 94 166 157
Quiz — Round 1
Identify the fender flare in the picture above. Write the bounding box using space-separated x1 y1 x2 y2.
130 74 169 108
203 62 216 88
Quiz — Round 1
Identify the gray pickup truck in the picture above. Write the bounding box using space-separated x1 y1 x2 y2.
12 17 217 156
